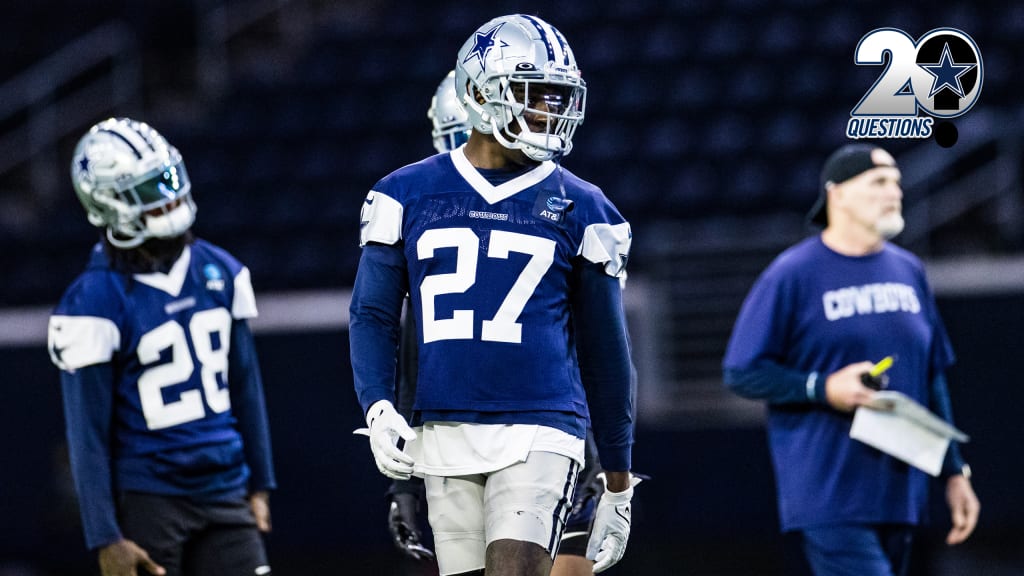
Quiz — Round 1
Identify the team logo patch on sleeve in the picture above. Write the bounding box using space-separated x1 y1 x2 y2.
579 222 632 278
48 315 121 371
359 191 403 246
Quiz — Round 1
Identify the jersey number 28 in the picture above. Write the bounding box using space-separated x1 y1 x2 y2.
137 308 232 430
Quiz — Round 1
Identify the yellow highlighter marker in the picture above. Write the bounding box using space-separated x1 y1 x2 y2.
869 356 894 378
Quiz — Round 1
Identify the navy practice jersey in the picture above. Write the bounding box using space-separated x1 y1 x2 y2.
351 147 634 470
723 236 954 531
49 240 275 547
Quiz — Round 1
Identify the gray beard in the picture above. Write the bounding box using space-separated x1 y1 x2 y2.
877 213 905 239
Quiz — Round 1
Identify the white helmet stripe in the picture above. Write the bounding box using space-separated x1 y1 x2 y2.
112 119 160 155
130 123 159 151
550 27 573 65
98 128 144 159
521 14 567 65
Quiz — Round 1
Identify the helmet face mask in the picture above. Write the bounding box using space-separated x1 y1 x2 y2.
455 14 586 161
428 70 472 153
501 76 584 156
71 118 196 248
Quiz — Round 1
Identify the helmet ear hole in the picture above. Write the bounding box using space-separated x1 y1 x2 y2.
473 85 487 105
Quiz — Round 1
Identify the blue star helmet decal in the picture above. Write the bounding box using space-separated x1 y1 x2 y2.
462 22 507 66
921 42 974 99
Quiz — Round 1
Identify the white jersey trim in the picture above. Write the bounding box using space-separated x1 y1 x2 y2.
359 191 404 246
133 245 191 296
406 422 584 477
450 146 557 205
579 221 632 277
48 315 121 371
232 266 258 319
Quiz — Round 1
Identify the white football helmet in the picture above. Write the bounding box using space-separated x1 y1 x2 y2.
71 117 196 248
428 70 472 153
454 14 586 161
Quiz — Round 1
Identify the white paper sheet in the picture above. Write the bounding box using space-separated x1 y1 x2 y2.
850 391 969 477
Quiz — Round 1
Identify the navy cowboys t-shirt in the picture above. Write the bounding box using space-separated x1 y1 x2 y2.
724 236 954 531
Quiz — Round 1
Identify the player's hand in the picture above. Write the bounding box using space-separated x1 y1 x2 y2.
249 490 272 533
359 400 417 480
824 361 877 412
945 474 980 545
586 472 643 573
388 492 436 561
98 538 166 576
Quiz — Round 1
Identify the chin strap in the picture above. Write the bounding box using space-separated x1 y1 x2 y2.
145 202 196 239
106 227 146 249
518 131 565 162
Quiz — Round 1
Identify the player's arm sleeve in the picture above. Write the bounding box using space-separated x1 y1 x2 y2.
349 243 409 414
228 319 276 492
723 364 827 405
929 371 967 477
573 262 633 471
721 267 826 404
60 363 122 550
395 298 418 420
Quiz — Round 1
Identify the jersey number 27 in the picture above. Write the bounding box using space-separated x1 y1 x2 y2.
418 227 555 344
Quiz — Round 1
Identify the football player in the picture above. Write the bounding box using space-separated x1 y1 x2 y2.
49 118 276 576
387 71 635 576
351 14 637 576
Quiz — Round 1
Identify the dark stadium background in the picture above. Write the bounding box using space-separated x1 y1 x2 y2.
1 1 1021 574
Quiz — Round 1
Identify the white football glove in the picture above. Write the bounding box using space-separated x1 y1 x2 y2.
355 400 417 480
586 472 643 573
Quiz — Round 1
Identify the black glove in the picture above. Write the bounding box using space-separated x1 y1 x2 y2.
388 492 435 561
860 371 889 390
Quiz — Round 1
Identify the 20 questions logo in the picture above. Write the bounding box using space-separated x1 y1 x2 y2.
848 28 982 145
